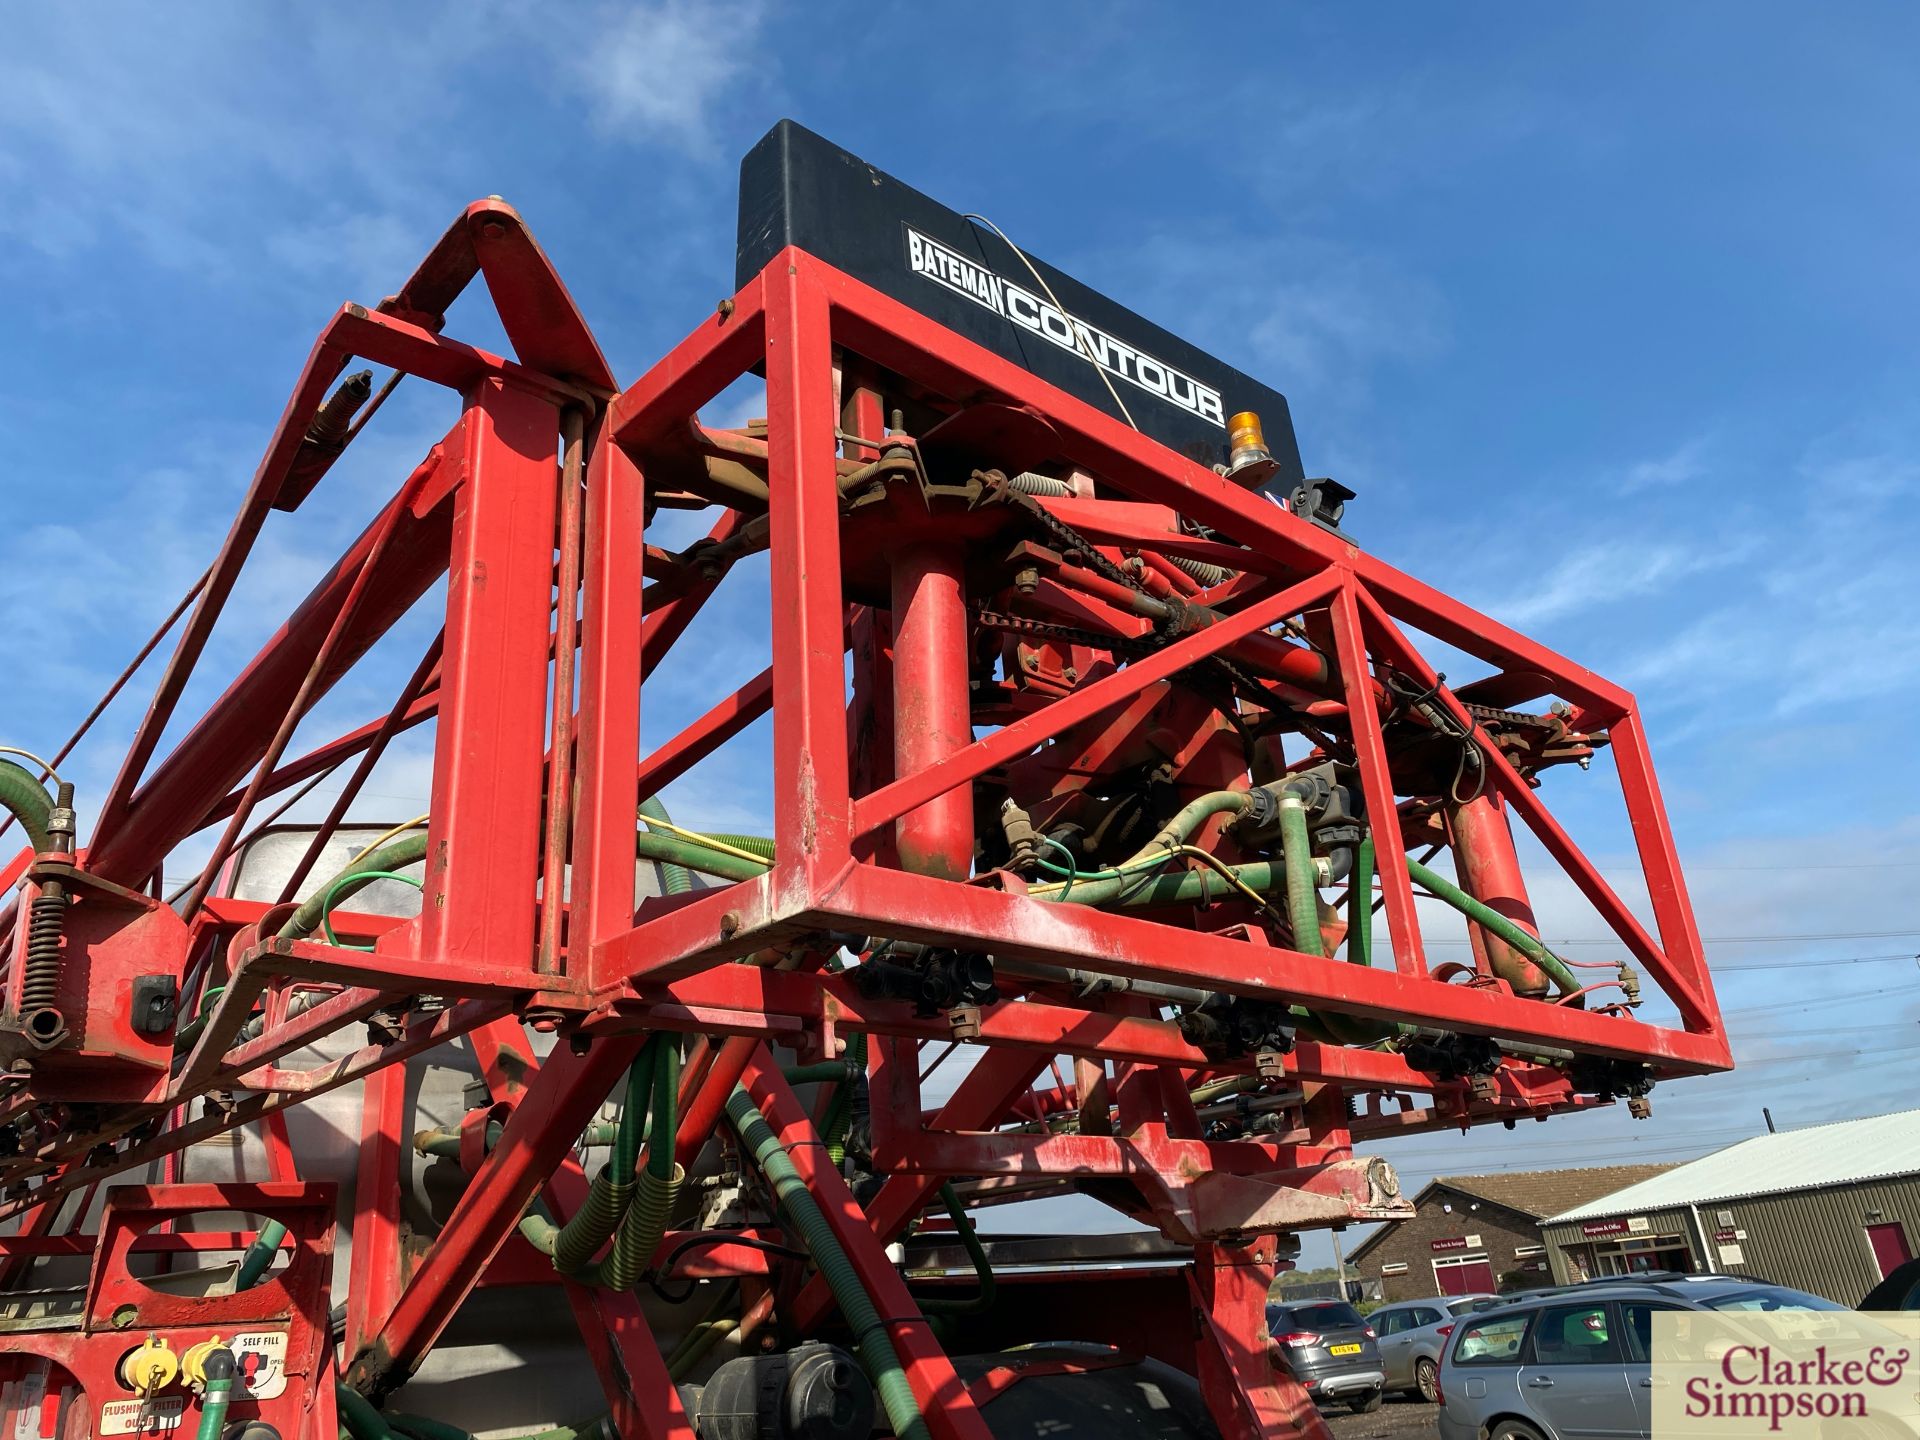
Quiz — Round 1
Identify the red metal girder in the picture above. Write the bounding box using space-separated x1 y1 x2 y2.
1191 1240 1330 1440
850 565 1341 841
1352 587 1722 1040
462 198 618 392
0 999 508 1224
329 304 588 407
790 1046 1048 1333
345 1062 407 1355
799 248 1629 711
345 1035 645 1398
881 1128 1340 1180
278 629 446 906
240 936 542 1003
90 328 354 846
1607 707 1718 1020
814 866 1728 1068
195 685 441 827
607 279 768 450
632 667 774 801
460 1023 697 1440
639 508 747 676
419 380 561 974
180 443 438 919
90 446 457 888
1327 577 1426 975
740 1051 995 1440
573 434 648 957
764 261 853 889
643 965 1540 1095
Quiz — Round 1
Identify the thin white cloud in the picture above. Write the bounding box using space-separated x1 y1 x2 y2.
567 0 771 153
1475 536 1750 630
1619 435 1711 492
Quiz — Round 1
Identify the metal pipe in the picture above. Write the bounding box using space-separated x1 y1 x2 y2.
275 630 446 906
674 1034 757 1174
0 564 209 847
539 409 589 975
993 957 1210 1008
1448 793 1549 996
890 539 973 881
90 455 456 891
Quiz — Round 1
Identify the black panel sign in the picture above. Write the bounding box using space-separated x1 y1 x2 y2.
736 120 1304 482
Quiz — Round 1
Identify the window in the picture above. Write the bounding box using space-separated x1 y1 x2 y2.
1375 1309 1411 1336
1414 1307 1444 1327
1513 1245 1546 1258
1701 1287 1846 1313
1620 1300 1689 1363
1452 1313 1530 1365
1530 1304 1621 1365
1274 1302 1365 1331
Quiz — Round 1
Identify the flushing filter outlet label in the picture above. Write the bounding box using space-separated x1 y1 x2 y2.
98 1397 186 1437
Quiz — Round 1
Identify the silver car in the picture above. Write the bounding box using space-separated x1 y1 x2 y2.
1436 1278 1846 1440
1370 1293 1496 1402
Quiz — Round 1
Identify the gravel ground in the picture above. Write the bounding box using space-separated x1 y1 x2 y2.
1321 1394 1443 1440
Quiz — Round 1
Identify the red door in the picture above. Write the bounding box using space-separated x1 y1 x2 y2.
1867 1223 1913 1279
1437 1257 1496 1295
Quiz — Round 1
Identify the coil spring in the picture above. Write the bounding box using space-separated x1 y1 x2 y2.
22 889 67 1014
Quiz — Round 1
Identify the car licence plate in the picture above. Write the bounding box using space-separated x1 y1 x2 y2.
1329 1343 1362 1355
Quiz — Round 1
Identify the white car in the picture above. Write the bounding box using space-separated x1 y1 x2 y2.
1369 1294 1498 1401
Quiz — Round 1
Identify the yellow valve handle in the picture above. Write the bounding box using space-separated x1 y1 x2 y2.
120 1336 179 1395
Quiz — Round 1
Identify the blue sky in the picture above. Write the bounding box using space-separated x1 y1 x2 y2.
4 4 1918 1260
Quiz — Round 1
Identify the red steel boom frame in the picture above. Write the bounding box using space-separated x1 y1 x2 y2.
0 199 1728 1440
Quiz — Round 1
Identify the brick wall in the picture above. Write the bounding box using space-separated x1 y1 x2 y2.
1348 1185 1549 1302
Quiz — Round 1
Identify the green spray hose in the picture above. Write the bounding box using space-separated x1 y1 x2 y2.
1276 798 1323 959
279 833 429 941
783 1061 852 1085
0 761 54 854
725 1086 931 1440
634 830 768 882
171 984 227 1054
1120 789 1252 865
550 1039 657 1275
639 796 693 895
822 1032 866 1168
1348 836 1375 967
916 1183 996 1316
337 1385 397 1440
583 1037 683 1290
194 1348 238 1440
1406 857 1581 997
667 1315 738 1379
234 1220 287 1289
701 832 775 862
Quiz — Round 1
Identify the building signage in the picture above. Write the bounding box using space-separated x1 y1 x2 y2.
1431 1236 1471 1252
1714 1227 1738 1243
1583 1219 1633 1237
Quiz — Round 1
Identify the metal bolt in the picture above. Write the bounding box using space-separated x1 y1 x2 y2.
717 298 735 320
720 910 742 940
